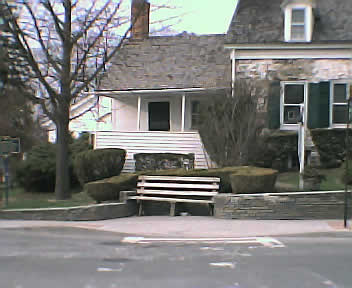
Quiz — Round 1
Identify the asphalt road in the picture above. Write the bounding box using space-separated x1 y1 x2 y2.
0 227 351 288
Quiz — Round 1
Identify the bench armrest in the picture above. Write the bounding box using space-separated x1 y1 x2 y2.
120 190 137 203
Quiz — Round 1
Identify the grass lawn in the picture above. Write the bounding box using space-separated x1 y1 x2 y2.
276 167 346 192
0 184 95 210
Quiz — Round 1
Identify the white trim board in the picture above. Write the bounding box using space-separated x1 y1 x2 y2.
235 49 352 60
224 43 352 50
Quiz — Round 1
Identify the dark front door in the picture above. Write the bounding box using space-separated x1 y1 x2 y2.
148 102 170 131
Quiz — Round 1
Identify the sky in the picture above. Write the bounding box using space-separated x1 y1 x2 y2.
150 0 238 35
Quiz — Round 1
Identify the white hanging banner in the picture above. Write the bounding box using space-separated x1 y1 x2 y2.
298 105 305 174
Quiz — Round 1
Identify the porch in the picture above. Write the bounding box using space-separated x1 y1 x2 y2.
94 130 212 172
93 88 225 172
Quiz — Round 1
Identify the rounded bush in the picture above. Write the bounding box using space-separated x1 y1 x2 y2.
74 148 126 186
229 166 278 194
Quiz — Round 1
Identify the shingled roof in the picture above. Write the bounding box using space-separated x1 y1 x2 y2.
98 33 231 91
226 0 352 44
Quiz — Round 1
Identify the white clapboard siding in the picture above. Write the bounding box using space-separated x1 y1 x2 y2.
95 131 210 172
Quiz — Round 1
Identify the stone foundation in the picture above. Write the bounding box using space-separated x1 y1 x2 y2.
215 191 352 220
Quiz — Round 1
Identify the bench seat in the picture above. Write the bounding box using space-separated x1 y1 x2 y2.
129 175 220 216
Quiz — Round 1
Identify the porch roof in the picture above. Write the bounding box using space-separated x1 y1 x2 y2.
94 87 229 99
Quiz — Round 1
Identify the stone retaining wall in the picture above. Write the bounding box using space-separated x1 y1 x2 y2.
215 191 352 220
0 200 137 221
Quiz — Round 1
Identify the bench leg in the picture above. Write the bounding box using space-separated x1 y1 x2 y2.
138 200 143 216
209 204 214 216
170 202 176 216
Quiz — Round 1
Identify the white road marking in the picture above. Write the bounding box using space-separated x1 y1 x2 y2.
200 247 225 251
209 262 236 269
97 267 123 272
122 236 285 248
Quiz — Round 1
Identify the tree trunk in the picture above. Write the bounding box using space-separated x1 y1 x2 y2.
55 113 70 200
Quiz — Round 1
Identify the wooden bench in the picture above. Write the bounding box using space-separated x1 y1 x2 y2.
128 175 220 216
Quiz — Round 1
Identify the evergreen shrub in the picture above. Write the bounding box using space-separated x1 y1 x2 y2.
74 148 126 186
16 134 92 192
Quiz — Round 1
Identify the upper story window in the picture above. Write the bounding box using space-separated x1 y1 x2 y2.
291 8 306 41
282 0 315 42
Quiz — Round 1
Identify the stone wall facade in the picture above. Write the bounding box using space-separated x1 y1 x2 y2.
236 59 352 114
214 191 352 220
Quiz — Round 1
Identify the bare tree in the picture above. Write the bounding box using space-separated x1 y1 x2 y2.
0 0 173 199
198 81 263 167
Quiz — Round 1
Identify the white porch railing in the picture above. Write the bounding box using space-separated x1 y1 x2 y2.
94 131 211 172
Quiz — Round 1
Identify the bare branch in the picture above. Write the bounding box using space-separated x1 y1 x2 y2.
23 1 62 74
70 2 121 85
71 0 113 45
41 0 65 42
3 4 59 106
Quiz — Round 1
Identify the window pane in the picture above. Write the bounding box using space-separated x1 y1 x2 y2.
284 106 300 124
291 26 305 40
292 9 305 23
333 105 348 124
334 84 347 103
284 84 304 104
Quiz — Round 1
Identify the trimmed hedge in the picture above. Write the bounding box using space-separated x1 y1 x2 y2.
229 166 278 194
258 131 298 172
73 148 126 186
341 160 352 185
311 129 351 168
85 173 137 203
85 166 278 203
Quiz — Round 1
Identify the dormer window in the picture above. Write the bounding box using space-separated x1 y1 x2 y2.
282 0 316 42
291 8 306 41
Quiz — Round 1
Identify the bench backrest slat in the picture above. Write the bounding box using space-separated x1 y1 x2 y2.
137 182 219 190
138 176 220 183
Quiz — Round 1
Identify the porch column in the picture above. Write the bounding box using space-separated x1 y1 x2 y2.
137 95 141 131
181 93 186 132
231 49 236 97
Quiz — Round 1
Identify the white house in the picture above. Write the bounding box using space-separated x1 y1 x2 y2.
93 0 231 172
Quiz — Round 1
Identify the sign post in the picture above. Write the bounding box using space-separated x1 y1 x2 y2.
0 136 20 208
344 98 352 228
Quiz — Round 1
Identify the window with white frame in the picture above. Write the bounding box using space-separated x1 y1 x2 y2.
283 2 314 42
282 82 305 125
331 82 350 125
291 8 306 41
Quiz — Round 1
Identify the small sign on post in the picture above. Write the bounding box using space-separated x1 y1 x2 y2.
0 136 20 208
0 136 20 156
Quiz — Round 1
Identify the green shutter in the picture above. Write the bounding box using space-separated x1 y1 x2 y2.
307 82 330 129
308 83 320 129
267 81 281 129
319 82 330 128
